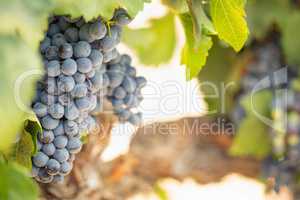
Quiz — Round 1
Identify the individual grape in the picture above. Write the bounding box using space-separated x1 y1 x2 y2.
39 130 55 143
89 20 107 40
33 152 49 167
90 72 103 90
66 137 82 154
64 102 80 120
48 103 64 119
53 148 70 163
57 75 75 92
33 102 48 117
107 71 124 88
40 37 51 54
37 140 42 151
58 17 70 31
36 168 53 183
44 77 57 95
75 97 91 112
58 93 71 106
53 121 64 136
103 48 118 63
112 8 132 26
73 72 86 84
135 76 147 89
41 115 59 130
102 73 110 88
122 76 136 93
71 83 88 98
46 159 61 175
53 135 68 149
60 161 72 175
74 41 91 58
53 174 64 183
64 27 79 42
85 115 97 132
31 166 40 177
40 92 57 105
47 23 60 37
117 109 131 121
89 49 103 67
126 66 136 77
111 98 124 109
76 57 92 73
46 60 61 77
98 36 115 52
59 43 73 59
120 54 132 65
42 143 56 156
52 33 67 47
128 112 142 126
45 46 59 60
61 58 77 75
64 120 79 137
86 69 96 78
79 24 95 42
124 94 139 107
113 86 127 99
109 63 125 73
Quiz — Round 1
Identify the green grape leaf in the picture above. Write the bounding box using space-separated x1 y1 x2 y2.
53 0 149 21
0 162 38 200
0 34 41 152
229 116 272 158
198 38 239 115
180 13 213 79
230 91 273 159
122 13 176 65
210 0 249 51
7 130 34 170
281 12 300 66
0 0 53 49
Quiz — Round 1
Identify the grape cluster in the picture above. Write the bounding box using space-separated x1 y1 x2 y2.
104 55 147 125
230 43 300 192
30 8 145 183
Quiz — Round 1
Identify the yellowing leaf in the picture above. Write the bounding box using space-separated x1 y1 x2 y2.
210 0 249 51
180 13 213 79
